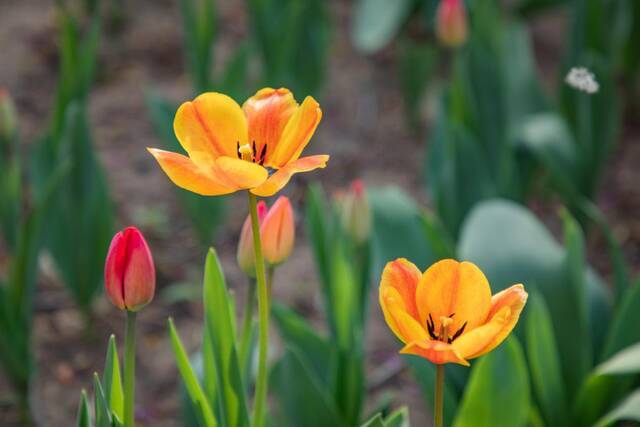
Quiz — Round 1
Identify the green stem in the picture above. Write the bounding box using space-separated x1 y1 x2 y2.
248 192 269 427
239 278 257 380
266 267 274 305
434 364 445 427
124 311 137 427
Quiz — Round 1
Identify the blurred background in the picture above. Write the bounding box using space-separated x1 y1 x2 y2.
0 0 638 425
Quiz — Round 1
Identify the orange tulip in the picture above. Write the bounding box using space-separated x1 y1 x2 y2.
237 196 295 276
338 179 371 244
436 0 468 48
148 88 328 197
379 258 527 366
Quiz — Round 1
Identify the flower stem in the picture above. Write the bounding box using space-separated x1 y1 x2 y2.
434 364 445 427
248 192 269 427
124 311 137 427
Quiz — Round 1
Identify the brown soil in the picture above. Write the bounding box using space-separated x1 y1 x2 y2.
0 0 638 426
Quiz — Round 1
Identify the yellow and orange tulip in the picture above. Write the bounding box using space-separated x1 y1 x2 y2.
379 258 527 366
148 88 328 197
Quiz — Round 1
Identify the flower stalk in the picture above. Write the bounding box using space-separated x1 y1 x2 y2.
123 310 137 427
248 192 269 427
434 364 445 427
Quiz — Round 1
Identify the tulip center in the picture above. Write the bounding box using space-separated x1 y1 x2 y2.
237 141 267 165
427 314 468 343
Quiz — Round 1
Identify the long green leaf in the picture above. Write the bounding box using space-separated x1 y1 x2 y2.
102 335 124 422
202 248 249 427
76 390 92 427
594 389 640 427
525 293 568 426
168 318 217 427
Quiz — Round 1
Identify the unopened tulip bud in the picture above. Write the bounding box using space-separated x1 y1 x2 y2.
237 201 268 277
104 227 156 311
0 88 17 142
436 0 468 48
261 196 295 266
340 179 371 244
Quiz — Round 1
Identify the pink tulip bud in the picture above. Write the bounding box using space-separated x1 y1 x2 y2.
237 201 268 277
261 196 295 266
0 88 17 141
436 0 468 48
339 179 371 244
104 227 156 311
237 196 295 276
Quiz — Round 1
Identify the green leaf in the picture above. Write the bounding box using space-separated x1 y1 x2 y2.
458 199 611 397
145 92 226 245
76 390 92 427
93 373 112 427
351 0 413 53
102 335 124 421
271 304 336 388
202 248 250 427
453 338 530 427
525 293 568 426
594 389 640 427
384 406 410 427
398 39 438 128
369 186 438 276
596 342 640 376
360 413 385 427
603 279 640 358
168 318 217 427
271 346 347 427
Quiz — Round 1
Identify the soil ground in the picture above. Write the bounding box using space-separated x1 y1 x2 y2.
0 0 638 426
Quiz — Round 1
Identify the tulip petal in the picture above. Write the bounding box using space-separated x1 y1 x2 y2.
261 196 295 265
416 259 492 336
250 155 329 197
268 96 322 167
243 88 297 165
122 228 156 311
451 284 528 359
213 156 269 189
104 231 126 310
147 148 237 195
401 339 469 366
174 92 248 158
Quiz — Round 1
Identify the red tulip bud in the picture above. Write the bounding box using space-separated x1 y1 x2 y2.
104 227 156 311
436 0 468 48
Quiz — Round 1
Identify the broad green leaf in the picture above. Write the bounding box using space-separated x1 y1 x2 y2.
271 346 347 427
168 318 217 427
76 390 92 427
369 187 437 276
596 342 640 376
525 293 568 426
145 92 226 245
453 339 530 427
103 335 124 421
458 199 611 397
202 248 249 427
594 389 640 427
351 0 413 53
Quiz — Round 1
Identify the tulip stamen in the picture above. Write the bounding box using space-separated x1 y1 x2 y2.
448 322 467 343
259 144 267 165
427 314 466 343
